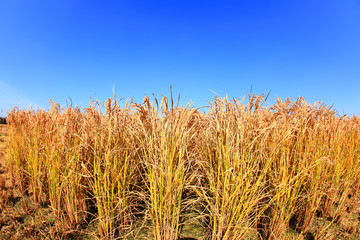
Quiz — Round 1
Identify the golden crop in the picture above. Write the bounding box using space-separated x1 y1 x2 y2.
6 94 360 239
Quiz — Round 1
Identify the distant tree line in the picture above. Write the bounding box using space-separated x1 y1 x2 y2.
0 117 6 124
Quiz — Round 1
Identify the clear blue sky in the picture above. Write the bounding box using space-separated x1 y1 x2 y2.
1 0 359 117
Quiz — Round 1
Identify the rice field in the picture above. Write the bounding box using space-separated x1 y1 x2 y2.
2 93 360 239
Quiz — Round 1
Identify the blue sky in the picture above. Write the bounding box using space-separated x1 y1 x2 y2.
1 0 359 116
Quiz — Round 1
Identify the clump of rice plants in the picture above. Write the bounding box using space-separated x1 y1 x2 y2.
193 95 275 239
133 95 199 239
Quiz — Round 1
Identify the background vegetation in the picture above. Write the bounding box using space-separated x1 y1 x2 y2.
3 93 360 239
0 117 6 125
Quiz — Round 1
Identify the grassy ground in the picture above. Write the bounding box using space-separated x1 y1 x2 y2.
1 122 360 239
